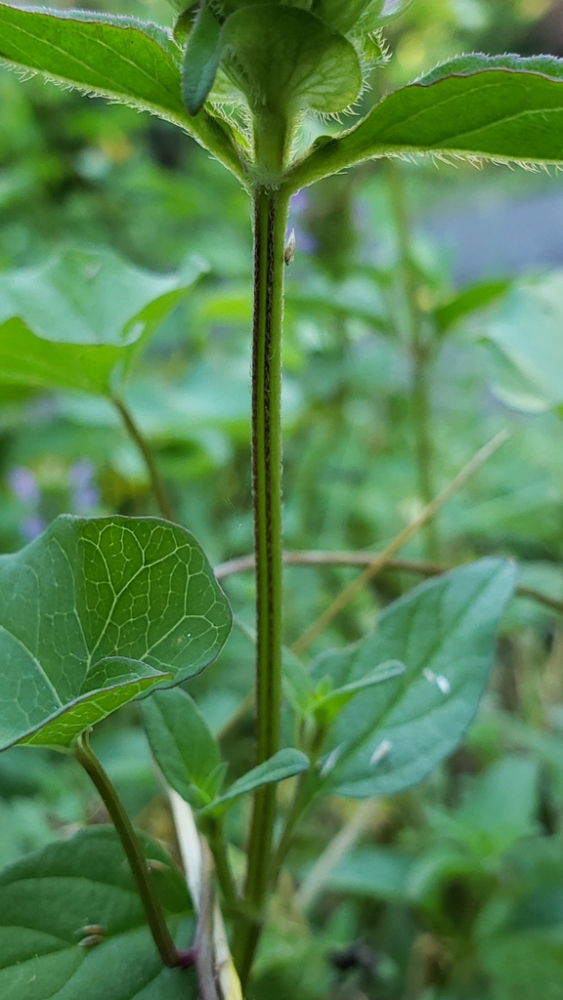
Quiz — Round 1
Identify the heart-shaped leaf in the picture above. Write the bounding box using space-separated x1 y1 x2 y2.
313 558 515 798
221 6 362 115
201 747 310 816
0 248 206 396
141 688 224 808
0 515 232 752
0 825 198 1000
289 54 563 189
0 4 244 179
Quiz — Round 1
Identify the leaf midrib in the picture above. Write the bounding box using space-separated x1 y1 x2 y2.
0 14 180 105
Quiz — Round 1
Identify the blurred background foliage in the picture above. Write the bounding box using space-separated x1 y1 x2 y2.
3 0 563 997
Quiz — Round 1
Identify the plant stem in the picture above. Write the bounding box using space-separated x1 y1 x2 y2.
232 184 290 984
204 816 238 910
74 732 181 969
386 159 439 561
113 396 175 522
268 772 310 884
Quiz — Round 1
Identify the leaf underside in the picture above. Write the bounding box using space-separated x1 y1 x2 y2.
202 747 310 814
0 516 231 752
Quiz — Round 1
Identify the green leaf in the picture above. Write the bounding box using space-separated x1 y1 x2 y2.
434 278 512 334
0 248 206 396
182 2 223 116
0 6 185 119
283 649 316 719
313 558 515 798
0 515 232 752
141 688 224 807
288 54 563 189
201 747 309 815
312 658 405 725
442 755 539 857
0 4 245 180
221 6 362 115
480 931 563 1000
312 0 375 35
478 273 563 411
322 845 416 902
0 825 197 1000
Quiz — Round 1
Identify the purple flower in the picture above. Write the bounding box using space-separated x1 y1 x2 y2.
70 458 99 513
21 513 47 541
8 467 40 506
290 190 310 214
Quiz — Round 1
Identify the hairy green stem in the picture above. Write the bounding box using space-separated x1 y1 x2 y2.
231 185 289 984
74 732 181 969
386 159 439 561
113 396 175 523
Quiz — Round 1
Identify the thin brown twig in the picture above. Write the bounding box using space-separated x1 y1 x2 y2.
215 550 563 618
290 429 510 655
215 551 444 580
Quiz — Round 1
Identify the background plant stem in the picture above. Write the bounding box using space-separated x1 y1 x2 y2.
386 158 440 561
113 396 175 522
231 185 289 984
204 816 238 909
74 732 181 969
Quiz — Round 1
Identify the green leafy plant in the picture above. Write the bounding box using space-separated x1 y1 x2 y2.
0 0 561 996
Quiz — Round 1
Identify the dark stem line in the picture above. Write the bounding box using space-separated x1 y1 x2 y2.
231 186 289 985
74 732 182 969
113 396 175 522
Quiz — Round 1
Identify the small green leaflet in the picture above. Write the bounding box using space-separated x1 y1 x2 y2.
287 53 563 190
141 688 224 808
434 278 512 335
201 747 309 815
0 516 232 752
0 826 197 1000
141 685 309 813
312 558 516 798
182 2 223 116
0 248 206 397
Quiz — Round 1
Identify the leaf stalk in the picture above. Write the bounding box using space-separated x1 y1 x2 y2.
113 396 175 522
74 732 183 969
